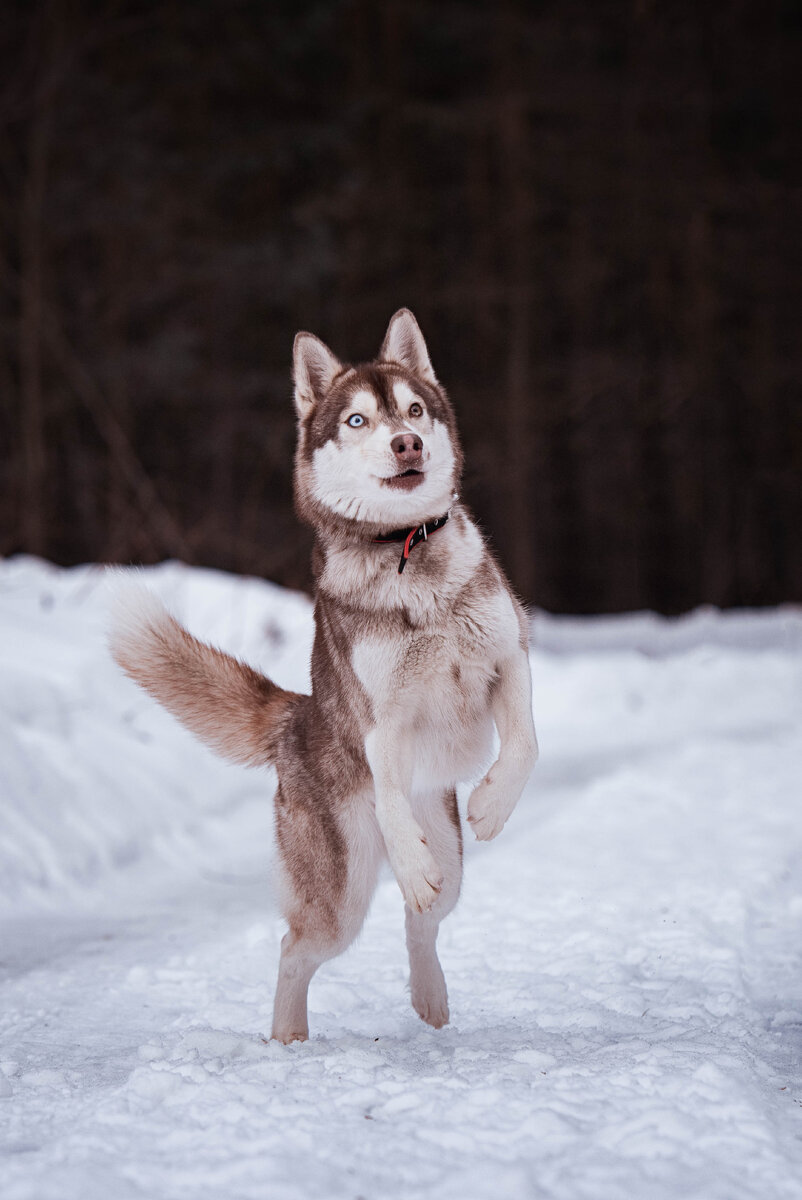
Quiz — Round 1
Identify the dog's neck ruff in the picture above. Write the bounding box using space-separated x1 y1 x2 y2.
373 512 450 574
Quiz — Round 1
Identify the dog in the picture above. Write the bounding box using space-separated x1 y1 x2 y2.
110 308 538 1042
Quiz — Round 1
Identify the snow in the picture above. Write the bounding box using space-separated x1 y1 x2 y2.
1 555 801 1200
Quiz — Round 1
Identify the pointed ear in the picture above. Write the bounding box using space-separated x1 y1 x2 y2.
379 309 437 385
292 332 342 418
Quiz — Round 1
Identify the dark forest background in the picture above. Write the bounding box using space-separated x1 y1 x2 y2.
1 0 800 613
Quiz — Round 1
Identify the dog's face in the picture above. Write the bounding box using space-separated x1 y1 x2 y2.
292 310 463 531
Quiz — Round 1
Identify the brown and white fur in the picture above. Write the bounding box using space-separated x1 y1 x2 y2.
110 309 538 1043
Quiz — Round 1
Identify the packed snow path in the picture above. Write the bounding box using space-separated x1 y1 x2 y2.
1 558 801 1200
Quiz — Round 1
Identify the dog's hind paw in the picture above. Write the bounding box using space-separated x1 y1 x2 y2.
411 965 449 1029
270 1027 309 1045
412 988 449 1029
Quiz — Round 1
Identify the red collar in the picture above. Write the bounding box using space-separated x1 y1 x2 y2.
373 512 450 574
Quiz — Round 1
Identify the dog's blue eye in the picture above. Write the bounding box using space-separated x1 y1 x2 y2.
346 414 365 428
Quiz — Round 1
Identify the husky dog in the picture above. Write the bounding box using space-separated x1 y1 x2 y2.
111 309 538 1043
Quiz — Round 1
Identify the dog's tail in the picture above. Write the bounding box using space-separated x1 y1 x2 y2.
109 586 300 767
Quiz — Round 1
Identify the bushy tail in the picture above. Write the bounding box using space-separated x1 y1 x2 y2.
109 587 299 767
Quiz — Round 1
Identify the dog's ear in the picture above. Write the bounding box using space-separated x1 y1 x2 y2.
379 309 437 385
293 332 342 418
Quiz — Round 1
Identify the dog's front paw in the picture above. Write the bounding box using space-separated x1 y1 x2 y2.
467 773 516 841
391 837 444 914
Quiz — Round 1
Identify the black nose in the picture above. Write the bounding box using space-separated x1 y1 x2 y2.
391 432 423 465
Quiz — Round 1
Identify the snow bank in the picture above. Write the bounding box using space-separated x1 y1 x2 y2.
1 557 801 1200
0 557 312 909
533 603 802 655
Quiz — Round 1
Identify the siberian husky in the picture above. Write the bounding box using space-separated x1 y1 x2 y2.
111 309 538 1042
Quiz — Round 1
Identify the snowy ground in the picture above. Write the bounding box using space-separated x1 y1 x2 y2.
1 556 802 1200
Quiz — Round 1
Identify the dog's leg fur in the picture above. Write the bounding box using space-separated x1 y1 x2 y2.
271 932 325 1043
365 725 445 914
406 788 462 1028
467 647 539 841
272 791 385 1043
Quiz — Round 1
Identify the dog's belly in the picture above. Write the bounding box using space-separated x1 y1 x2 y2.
351 616 508 790
406 657 497 789
410 708 494 790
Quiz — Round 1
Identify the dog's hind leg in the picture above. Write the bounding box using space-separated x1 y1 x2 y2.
271 788 383 1043
406 788 463 1029
271 931 324 1044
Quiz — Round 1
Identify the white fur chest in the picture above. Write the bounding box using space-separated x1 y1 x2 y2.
350 581 521 791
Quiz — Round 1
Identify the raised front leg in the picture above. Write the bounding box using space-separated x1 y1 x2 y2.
467 646 538 841
365 726 444 913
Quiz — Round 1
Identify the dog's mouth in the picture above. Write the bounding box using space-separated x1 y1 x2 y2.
383 468 424 491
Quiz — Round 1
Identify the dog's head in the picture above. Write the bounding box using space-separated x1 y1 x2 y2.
292 309 463 533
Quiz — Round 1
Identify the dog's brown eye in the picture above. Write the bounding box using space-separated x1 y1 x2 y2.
409 403 423 418
346 413 366 428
